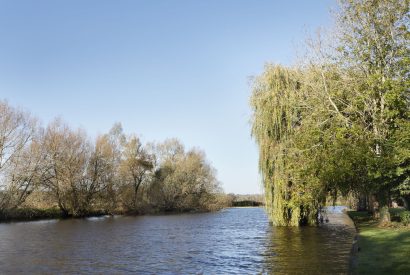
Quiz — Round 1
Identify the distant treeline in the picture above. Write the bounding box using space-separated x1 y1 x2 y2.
224 194 264 207
0 100 229 220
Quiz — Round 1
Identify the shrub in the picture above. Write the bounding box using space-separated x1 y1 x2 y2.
400 211 410 226
389 208 405 222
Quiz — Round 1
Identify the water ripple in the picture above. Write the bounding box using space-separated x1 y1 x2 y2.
0 207 355 274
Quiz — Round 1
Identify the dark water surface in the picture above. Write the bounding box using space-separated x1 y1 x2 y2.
0 207 355 274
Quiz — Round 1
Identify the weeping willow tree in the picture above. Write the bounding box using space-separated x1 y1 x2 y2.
251 65 326 226
251 64 374 226
251 0 409 226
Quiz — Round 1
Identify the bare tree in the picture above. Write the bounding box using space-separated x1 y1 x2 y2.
149 139 221 212
119 135 153 211
39 119 89 216
0 101 38 211
85 134 119 213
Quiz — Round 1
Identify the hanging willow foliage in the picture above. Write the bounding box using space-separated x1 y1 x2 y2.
250 64 323 226
251 0 409 226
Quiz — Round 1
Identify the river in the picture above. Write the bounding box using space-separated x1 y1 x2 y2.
0 207 355 274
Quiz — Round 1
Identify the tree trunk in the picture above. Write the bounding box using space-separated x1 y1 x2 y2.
132 178 142 211
60 207 69 218
379 206 391 225
357 193 369 211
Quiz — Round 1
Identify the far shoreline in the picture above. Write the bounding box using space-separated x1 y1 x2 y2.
0 206 268 224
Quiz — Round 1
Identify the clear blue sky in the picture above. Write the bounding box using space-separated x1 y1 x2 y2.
0 0 334 194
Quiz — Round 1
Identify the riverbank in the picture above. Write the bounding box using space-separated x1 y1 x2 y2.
348 211 410 274
0 195 263 223
0 208 110 223
232 200 264 207
0 207 228 223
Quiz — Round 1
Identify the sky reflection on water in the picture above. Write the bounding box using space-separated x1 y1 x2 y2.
0 207 354 274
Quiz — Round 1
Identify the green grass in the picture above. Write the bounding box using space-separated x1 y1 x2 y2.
348 211 410 274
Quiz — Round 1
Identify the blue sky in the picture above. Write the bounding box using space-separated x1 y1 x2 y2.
0 0 334 194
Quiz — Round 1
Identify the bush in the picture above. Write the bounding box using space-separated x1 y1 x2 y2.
389 208 404 222
400 211 410 226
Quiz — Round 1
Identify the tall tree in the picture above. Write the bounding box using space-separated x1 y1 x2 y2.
336 0 409 220
119 135 153 211
251 0 409 225
149 139 221 212
39 120 90 216
0 101 38 211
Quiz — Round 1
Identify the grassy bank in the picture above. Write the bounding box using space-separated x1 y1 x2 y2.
348 211 410 274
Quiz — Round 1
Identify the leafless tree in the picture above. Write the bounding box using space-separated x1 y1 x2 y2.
0 101 38 210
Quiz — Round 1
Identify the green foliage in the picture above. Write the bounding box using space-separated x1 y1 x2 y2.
251 0 409 226
389 207 406 221
250 65 326 225
400 211 410 226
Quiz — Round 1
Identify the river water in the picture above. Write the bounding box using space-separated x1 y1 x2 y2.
0 207 355 274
